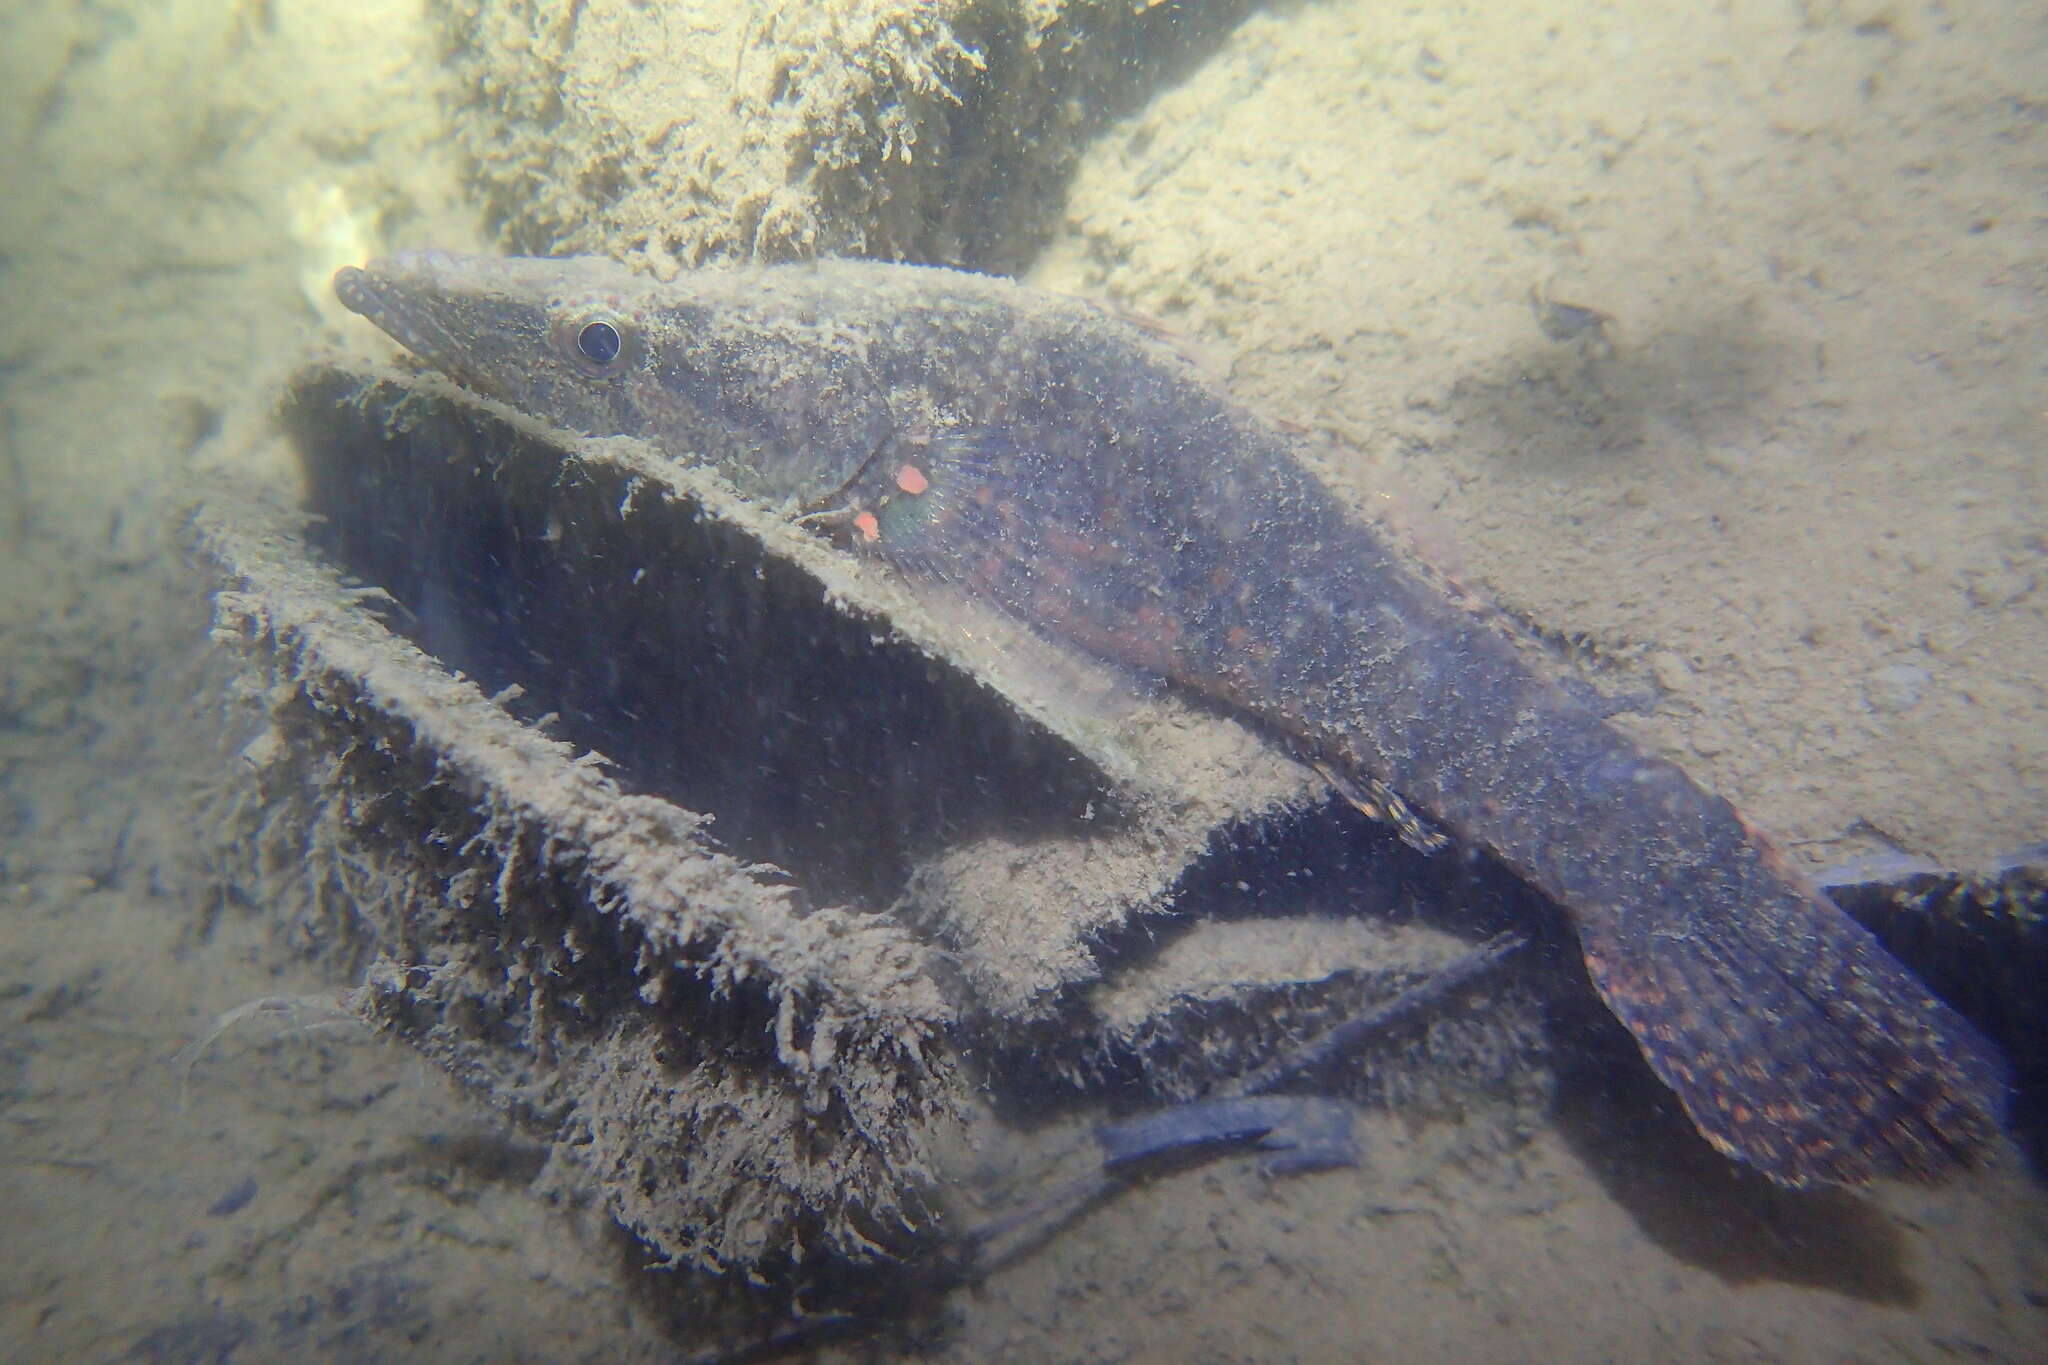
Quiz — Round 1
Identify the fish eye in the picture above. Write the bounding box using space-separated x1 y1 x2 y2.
577 320 621 365
553 309 637 377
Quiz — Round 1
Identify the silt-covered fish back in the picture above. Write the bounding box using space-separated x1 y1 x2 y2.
334 253 2007 1184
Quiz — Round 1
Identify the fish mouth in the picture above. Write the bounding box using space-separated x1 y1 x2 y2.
333 259 463 372
332 252 550 407
330 263 389 326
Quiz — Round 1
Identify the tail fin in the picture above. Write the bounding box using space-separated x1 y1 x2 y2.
1575 875 2008 1184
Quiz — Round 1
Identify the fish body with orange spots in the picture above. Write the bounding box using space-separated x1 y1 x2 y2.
333 252 2006 1185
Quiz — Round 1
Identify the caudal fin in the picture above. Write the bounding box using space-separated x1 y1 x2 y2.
1575 878 2007 1185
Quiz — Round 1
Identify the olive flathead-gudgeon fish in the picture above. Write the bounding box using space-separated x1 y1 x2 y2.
333 252 2007 1185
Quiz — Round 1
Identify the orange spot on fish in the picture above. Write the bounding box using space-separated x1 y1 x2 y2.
895 463 930 496
854 510 881 542
1136 602 1182 643
1042 524 1121 566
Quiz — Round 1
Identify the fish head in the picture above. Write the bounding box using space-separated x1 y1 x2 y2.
334 252 896 510
333 251 657 438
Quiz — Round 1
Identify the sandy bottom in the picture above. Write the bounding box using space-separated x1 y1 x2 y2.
2 1 2044 1361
